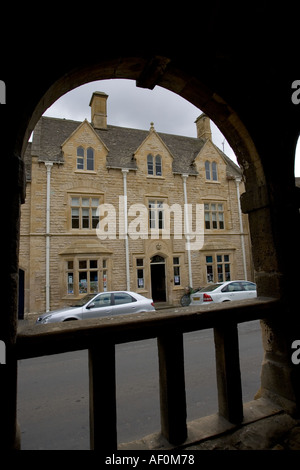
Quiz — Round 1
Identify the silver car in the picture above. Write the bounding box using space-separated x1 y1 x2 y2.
190 280 257 305
36 291 155 324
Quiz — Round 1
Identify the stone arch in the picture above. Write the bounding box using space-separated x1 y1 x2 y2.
6 52 300 449
17 56 271 289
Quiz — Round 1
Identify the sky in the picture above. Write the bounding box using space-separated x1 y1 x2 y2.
43 78 300 176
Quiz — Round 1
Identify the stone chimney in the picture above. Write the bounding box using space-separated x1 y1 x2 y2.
195 113 212 140
89 91 108 129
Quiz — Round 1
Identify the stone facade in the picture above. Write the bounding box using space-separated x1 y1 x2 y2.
20 92 253 314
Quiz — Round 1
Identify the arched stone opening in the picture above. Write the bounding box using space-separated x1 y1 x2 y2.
5 52 300 448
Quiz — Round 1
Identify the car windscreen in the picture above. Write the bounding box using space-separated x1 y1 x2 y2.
71 294 96 307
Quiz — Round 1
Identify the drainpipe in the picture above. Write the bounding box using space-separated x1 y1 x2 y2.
235 177 247 280
182 174 193 288
122 169 130 291
45 162 53 311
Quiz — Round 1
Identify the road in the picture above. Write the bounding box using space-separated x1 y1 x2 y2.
17 320 263 450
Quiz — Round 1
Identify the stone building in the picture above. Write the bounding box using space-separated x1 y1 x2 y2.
20 91 253 314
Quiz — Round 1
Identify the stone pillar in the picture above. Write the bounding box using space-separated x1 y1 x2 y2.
241 181 300 415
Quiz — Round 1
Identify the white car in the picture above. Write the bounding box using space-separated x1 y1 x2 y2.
36 291 155 324
190 280 257 305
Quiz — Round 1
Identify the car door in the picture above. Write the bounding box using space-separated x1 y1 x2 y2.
84 293 112 319
240 281 257 299
112 292 138 316
225 282 246 301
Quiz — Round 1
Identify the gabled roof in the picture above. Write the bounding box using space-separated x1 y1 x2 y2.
29 115 241 178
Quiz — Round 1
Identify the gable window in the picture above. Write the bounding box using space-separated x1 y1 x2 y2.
204 203 225 229
147 154 162 176
205 161 218 181
76 146 94 171
71 196 100 229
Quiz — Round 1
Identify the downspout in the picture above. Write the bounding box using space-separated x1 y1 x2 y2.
235 177 247 280
182 174 193 288
45 162 53 312
122 169 130 291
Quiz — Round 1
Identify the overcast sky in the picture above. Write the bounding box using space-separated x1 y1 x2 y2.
43 78 300 176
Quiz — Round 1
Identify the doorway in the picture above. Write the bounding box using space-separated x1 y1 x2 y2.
150 255 166 302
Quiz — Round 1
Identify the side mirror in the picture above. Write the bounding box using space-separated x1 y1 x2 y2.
86 302 95 310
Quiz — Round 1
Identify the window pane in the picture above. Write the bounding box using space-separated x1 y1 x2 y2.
137 269 144 288
79 271 87 293
217 265 223 282
89 271 98 293
137 258 143 266
147 154 153 175
205 211 210 229
155 155 162 176
174 266 180 285
67 272 74 294
71 208 79 228
206 265 213 282
87 147 94 171
67 261 73 270
225 264 231 281
212 212 217 229
205 161 210 179
219 212 224 229
173 257 179 265
92 208 98 228
114 293 134 304
94 293 111 307
79 260 87 269
206 255 213 263
71 197 80 206
77 147 84 157
82 208 89 228
158 209 164 229
217 255 222 263
212 162 218 180
91 198 99 207
82 198 90 206
77 158 84 170
90 260 98 269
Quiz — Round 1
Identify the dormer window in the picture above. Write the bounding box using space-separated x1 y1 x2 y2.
147 154 162 176
205 160 218 181
76 146 94 171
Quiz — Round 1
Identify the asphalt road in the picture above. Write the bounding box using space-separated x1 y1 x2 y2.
17 320 263 450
